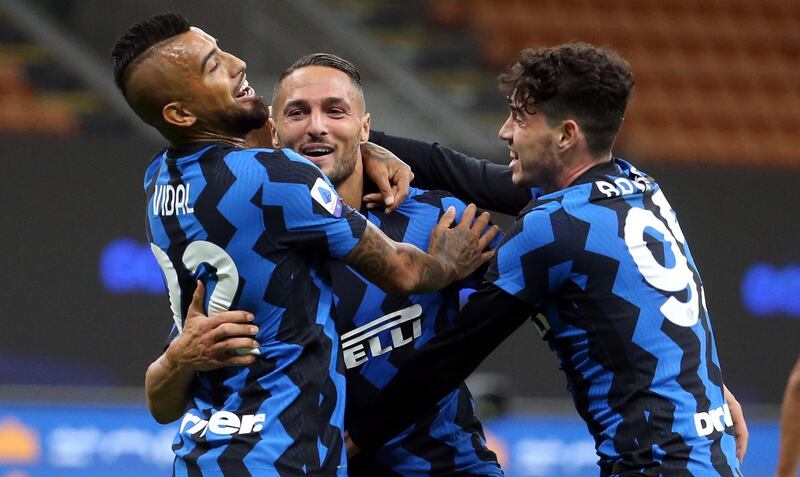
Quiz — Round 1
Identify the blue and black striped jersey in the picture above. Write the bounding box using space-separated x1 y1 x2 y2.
329 188 502 476
487 158 740 476
145 143 366 476
349 158 741 477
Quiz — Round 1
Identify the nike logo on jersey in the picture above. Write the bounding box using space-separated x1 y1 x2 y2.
180 411 265 437
693 403 733 436
341 304 423 369
152 183 194 216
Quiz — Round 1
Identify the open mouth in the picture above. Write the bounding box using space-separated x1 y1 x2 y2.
300 143 335 159
508 148 519 168
235 79 255 100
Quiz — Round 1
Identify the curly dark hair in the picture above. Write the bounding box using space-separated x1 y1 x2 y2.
111 13 191 97
499 42 634 156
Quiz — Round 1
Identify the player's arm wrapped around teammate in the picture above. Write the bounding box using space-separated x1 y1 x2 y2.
367 130 531 214
344 202 498 295
346 279 531 454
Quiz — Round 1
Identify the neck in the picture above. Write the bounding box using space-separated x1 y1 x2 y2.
335 155 364 210
546 152 612 193
171 130 247 149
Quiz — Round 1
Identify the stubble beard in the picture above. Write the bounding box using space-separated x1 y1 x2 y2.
523 137 563 190
325 144 359 186
218 97 269 137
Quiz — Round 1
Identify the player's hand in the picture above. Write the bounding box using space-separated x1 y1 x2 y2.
344 431 361 458
361 142 413 214
428 204 498 281
164 281 259 372
724 385 748 463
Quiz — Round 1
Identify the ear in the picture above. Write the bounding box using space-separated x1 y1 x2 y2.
269 117 280 148
359 112 371 144
162 102 196 128
559 119 579 151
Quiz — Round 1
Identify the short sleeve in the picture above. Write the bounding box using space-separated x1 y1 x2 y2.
257 148 367 258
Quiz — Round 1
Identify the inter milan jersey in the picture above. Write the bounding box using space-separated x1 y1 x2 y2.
144 143 366 476
350 159 741 477
487 159 741 476
328 188 501 476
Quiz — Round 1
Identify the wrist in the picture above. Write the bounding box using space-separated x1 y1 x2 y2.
440 257 458 283
160 352 191 375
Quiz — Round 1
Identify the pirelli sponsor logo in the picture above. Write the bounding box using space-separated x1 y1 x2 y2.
342 304 423 369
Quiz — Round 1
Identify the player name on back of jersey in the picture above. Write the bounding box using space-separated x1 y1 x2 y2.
152 183 195 216
590 164 655 201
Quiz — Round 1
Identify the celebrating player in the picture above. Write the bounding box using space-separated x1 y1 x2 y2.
146 52 504 476
270 53 502 476
349 43 744 477
112 13 496 476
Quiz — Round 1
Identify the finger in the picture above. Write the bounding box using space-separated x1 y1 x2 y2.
435 206 457 230
380 188 394 209
479 249 496 265
210 322 259 342
734 412 748 463
470 210 492 236
214 310 256 324
345 432 361 458
386 168 411 213
186 281 206 320
362 192 385 206
372 170 395 210
455 204 477 230
477 224 500 251
215 337 260 354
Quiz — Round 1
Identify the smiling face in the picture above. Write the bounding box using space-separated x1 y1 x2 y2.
270 65 370 186
128 27 267 139
498 97 564 190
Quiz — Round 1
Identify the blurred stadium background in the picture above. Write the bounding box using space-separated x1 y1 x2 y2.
1 0 798 475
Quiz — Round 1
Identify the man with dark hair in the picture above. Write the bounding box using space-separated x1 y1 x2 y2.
269 53 503 476
112 13 496 476
349 43 744 477
146 51 504 476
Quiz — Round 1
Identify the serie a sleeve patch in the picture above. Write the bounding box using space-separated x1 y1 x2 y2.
310 177 344 217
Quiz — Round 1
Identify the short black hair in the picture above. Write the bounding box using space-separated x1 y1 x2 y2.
499 42 635 156
111 13 191 97
272 53 362 104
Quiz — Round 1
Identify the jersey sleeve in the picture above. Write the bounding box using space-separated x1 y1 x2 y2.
346 281 531 453
368 130 531 215
485 202 574 308
256 148 367 258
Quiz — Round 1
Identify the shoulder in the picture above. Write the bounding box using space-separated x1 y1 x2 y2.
400 188 468 214
143 149 165 187
505 196 580 252
225 147 328 185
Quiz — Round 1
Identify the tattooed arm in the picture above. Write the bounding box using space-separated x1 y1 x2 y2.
344 204 498 294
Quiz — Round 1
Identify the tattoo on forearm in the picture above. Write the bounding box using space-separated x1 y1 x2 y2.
349 227 453 293
348 229 396 278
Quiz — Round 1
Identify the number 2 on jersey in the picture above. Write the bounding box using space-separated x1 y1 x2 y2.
150 241 240 332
